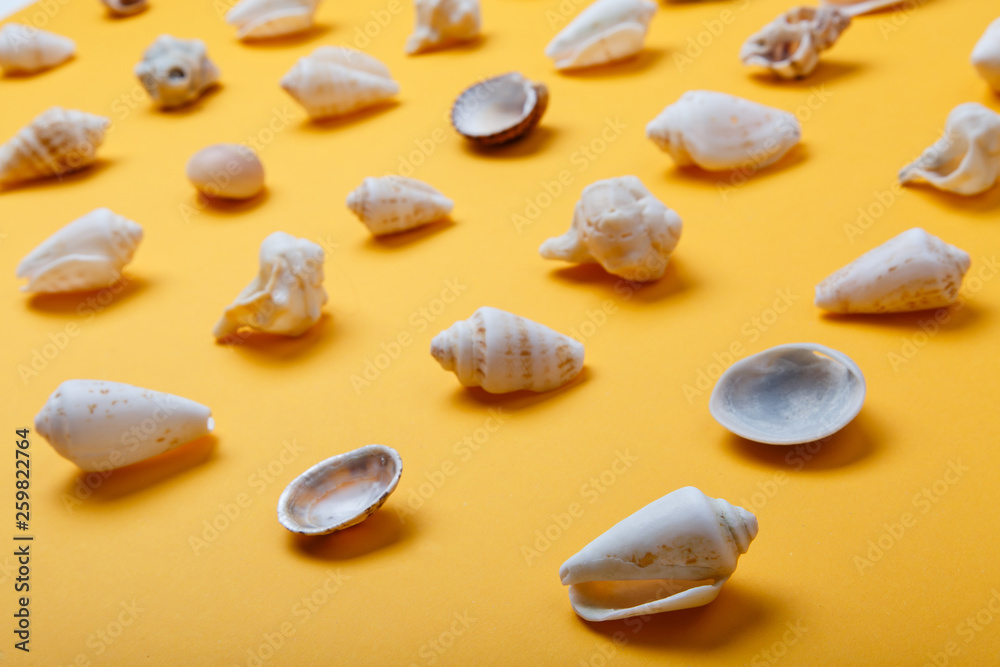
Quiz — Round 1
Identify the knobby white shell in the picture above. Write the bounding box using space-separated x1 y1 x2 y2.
539 176 682 281
740 7 850 79
406 0 481 54
17 208 143 293
186 144 265 200
280 46 399 120
560 486 758 621
214 231 327 339
820 0 900 17
709 343 865 445
35 380 214 471
0 24 75 75
0 107 109 187
226 0 321 40
815 228 971 314
646 91 801 172
972 18 1000 91
431 307 584 393
544 0 656 70
134 35 220 109
101 0 148 16
277 445 403 535
450 72 548 145
346 175 454 236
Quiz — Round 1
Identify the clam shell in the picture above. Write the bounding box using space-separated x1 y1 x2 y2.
740 6 851 79
406 0 481 54
226 0 321 40
280 46 399 120
134 35 220 109
709 343 865 445
346 175 454 236
972 18 1000 91
450 72 548 146
0 24 75 75
186 144 265 200
102 0 148 15
0 107 109 187
544 0 656 70
277 445 403 535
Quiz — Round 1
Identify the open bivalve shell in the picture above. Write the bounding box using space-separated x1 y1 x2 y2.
709 343 865 445
226 0 321 40
0 24 75 75
544 0 656 70
134 35 220 109
560 486 758 621
0 107 109 187
972 18 1000 91
280 46 399 120
451 72 548 146
740 6 850 79
102 0 148 16
820 0 901 17
277 445 403 535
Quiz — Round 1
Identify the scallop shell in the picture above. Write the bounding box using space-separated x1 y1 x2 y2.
544 0 656 70
899 103 1000 196
646 90 801 172
740 6 851 79
0 24 75 75
186 144 265 200
134 35 220 109
277 445 403 535
539 175 682 282
0 107 109 187
35 380 214 471
560 486 758 621
406 0 481 54
972 18 1000 91
431 307 584 393
709 343 865 445
280 46 399 120
226 0 321 40
450 72 548 146
820 0 901 17
346 175 453 236
101 0 148 16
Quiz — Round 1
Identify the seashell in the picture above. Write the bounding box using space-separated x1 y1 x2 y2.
0 24 75 75
214 231 327 339
815 228 971 314
709 343 865 445
544 0 656 70
101 0 148 16
346 175 453 236
820 0 901 17
451 72 548 146
431 307 584 393
35 379 214 471
406 0 481 54
740 6 850 80
972 18 1000 91
277 445 403 535
539 176 682 281
134 35 220 109
560 486 758 621
899 103 1000 196
646 90 801 172
226 0 321 40
17 208 142 293
280 46 399 120
186 144 265 200
0 107 109 187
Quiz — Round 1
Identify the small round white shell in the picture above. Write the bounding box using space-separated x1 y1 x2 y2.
186 144 265 200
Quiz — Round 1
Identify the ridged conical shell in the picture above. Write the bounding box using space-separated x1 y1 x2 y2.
134 35 220 109
406 0 481 54
0 24 75 75
280 46 399 119
0 107 109 186
544 0 656 70
450 72 548 146
226 0 321 40
740 6 850 79
346 175 454 235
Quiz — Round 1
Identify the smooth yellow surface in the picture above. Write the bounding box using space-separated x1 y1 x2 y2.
2 0 1000 664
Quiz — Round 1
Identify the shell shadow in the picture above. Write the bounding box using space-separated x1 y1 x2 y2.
301 100 400 131
25 276 149 316
460 125 558 160
192 188 270 218
549 259 691 304
819 302 983 332
900 181 1000 213
237 23 333 48
0 159 114 193
557 48 665 79
155 84 224 116
663 145 808 191
447 366 590 412
288 506 414 560
104 6 150 19
217 313 336 362
362 218 456 250
748 60 867 88
409 34 487 55
725 414 878 472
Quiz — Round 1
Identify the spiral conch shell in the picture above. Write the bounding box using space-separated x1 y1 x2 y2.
226 0 321 40
540 176 682 282
560 487 758 621
406 0 481 54
214 231 327 339
0 24 75 75
899 103 1000 196
17 208 142 293
545 0 656 70
740 7 850 79
134 35 220 109
431 307 584 393
280 46 399 120
346 176 453 236
972 18 1000 91
0 107 109 187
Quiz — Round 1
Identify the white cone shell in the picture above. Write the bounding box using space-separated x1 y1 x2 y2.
280 46 399 119
0 24 75 75
17 208 142 293
226 0 321 40
430 307 584 393
815 228 971 314
406 0 481 54
214 231 327 338
134 35 220 109
740 7 850 79
545 0 655 70
972 18 1000 91
346 175 453 235
560 487 758 622
0 107 109 186
646 90 801 172
35 380 214 471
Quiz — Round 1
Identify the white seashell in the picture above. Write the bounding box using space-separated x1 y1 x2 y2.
280 46 399 120
35 380 214 471
186 144 265 200
214 231 327 339
346 175 453 236
899 103 1000 196
545 0 656 70
450 72 548 146
646 90 801 172
560 487 758 621
820 0 901 17
406 0 481 54
740 7 850 79
709 343 865 445
226 0 321 40
539 176 682 281
134 35 220 109
101 0 148 16
815 228 971 314
431 307 584 393
17 208 142 293
277 445 403 535
0 107 109 187
972 18 1000 91
0 24 75 75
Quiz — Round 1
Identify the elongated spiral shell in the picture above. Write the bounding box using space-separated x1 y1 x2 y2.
0 107 109 186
